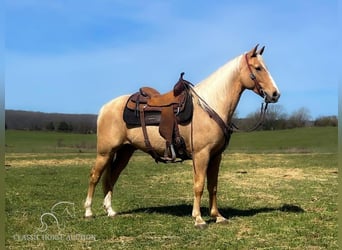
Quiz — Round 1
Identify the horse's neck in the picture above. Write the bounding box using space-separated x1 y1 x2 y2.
194 55 244 123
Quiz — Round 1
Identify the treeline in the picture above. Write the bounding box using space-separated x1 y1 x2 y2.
232 105 337 131
5 107 337 134
5 110 97 134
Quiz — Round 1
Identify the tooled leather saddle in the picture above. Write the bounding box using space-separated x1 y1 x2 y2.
123 72 193 163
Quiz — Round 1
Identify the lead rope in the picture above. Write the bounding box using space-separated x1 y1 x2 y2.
231 101 268 132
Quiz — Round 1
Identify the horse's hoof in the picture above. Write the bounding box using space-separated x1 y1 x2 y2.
106 209 117 218
107 213 117 218
216 217 228 224
195 223 208 230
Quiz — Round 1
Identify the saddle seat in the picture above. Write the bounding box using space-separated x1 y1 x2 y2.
123 72 193 163
126 88 188 114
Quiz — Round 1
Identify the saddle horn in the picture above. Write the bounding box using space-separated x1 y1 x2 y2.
174 72 187 96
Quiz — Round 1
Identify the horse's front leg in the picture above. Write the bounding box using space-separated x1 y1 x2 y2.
207 153 227 224
192 151 210 228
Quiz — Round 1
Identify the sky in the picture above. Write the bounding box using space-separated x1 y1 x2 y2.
5 0 338 119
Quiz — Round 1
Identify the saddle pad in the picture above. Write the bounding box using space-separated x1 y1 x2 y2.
123 92 193 126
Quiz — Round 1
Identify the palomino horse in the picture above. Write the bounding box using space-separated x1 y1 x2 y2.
84 45 280 228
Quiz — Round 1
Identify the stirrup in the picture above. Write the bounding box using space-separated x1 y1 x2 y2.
160 143 176 162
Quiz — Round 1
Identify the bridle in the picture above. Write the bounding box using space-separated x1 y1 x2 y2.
237 53 269 131
188 54 270 138
244 53 266 101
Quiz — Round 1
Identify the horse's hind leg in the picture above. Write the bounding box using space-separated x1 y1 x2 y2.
84 152 114 218
102 144 136 217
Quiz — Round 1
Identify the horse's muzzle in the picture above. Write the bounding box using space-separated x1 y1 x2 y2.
265 90 280 103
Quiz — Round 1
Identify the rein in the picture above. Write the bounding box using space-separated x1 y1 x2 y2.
188 85 233 152
231 101 268 132
188 77 268 139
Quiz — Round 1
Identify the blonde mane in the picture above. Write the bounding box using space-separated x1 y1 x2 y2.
194 54 243 123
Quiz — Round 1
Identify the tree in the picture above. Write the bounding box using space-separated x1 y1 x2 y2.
245 104 288 130
46 121 55 131
57 121 70 132
263 105 288 130
288 107 311 128
314 116 338 127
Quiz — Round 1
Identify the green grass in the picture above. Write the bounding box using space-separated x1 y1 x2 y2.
5 130 96 153
5 126 337 154
5 127 338 249
228 127 337 153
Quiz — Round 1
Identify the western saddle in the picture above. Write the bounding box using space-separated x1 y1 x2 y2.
123 72 193 163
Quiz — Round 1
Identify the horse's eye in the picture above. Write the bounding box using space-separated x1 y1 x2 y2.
255 66 262 71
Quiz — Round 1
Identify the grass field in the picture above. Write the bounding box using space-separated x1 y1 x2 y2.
5 127 338 249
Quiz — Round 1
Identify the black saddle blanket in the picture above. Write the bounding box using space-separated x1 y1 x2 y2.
123 92 193 126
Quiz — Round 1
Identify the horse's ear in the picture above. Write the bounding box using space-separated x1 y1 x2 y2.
251 44 259 57
259 46 265 55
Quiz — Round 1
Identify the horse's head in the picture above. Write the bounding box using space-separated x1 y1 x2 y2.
240 44 280 103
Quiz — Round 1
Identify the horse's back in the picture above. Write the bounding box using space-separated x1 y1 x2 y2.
98 95 130 121
96 95 131 153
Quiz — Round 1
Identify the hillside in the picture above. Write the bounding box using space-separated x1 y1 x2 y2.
5 110 97 133
5 109 337 134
